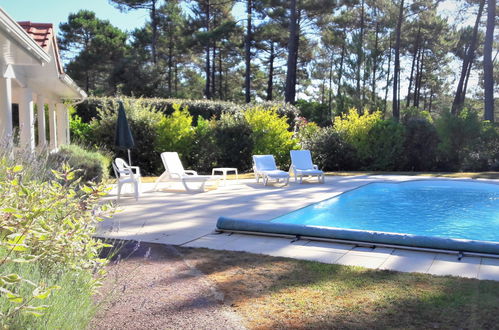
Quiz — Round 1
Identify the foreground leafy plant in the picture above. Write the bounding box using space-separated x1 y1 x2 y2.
0 163 113 327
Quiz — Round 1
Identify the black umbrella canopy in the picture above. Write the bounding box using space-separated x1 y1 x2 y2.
115 101 135 164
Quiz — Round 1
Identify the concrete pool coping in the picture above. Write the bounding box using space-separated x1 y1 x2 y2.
97 175 499 281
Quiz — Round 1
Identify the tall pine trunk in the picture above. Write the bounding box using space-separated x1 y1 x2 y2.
204 1 211 99
384 35 393 113
451 0 485 115
285 0 298 104
151 0 158 64
392 0 404 121
356 0 365 108
483 0 495 121
244 0 252 103
266 42 275 101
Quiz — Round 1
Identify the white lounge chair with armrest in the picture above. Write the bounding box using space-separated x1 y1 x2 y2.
112 158 141 200
290 150 325 183
252 155 290 186
154 152 219 192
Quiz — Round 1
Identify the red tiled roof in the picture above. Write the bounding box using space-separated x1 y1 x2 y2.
17 21 53 50
17 21 64 74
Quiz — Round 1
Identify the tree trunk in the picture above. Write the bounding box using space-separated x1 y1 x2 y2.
284 0 298 104
205 46 211 99
392 0 404 121
167 32 174 96
328 51 334 116
384 34 393 113
406 26 421 107
212 45 216 98
337 36 346 113
219 47 223 100
371 9 380 107
451 0 485 115
266 42 275 101
151 0 158 64
356 0 365 108
204 1 211 99
245 0 252 103
483 0 495 121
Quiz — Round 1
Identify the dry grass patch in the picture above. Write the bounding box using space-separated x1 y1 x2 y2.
179 247 499 329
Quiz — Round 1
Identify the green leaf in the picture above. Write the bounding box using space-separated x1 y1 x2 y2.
12 165 23 173
1 274 22 283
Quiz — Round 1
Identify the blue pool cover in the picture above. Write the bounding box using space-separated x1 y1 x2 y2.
216 216 499 255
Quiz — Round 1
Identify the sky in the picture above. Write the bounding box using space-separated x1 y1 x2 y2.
0 0 149 33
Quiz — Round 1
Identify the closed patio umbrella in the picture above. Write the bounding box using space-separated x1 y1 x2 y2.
115 101 135 165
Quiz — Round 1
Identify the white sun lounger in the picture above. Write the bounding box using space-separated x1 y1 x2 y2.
154 152 219 192
290 150 325 183
252 155 290 186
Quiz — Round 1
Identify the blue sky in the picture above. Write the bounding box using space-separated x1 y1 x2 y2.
1 0 149 32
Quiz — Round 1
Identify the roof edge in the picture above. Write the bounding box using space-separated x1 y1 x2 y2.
60 73 88 100
0 8 51 63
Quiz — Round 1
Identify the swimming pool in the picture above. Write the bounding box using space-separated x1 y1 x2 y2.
216 180 499 255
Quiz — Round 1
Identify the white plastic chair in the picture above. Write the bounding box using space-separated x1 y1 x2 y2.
290 150 325 183
252 155 290 186
112 158 141 200
153 152 219 192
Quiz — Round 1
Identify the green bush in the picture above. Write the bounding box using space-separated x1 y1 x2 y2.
435 110 482 171
156 103 195 163
244 107 299 168
0 163 112 327
295 100 332 127
461 121 499 171
214 112 254 172
88 99 165 175
48 144 111 182
70 114 92 143
402 119 439 171
187 117 220 173
298 125 358 171
363 120 405 170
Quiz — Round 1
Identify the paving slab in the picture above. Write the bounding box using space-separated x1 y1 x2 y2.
426 254 481 278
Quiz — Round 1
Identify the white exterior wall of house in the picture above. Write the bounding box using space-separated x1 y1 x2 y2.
0 8 86 152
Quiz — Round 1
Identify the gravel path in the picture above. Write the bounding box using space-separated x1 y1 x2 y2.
90 241 246 330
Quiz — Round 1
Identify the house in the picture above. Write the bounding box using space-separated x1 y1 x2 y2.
0 7 86 152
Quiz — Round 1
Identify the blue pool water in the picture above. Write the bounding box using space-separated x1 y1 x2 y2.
272 180 499 243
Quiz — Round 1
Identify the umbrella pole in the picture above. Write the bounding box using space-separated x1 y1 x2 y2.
127 149 132 166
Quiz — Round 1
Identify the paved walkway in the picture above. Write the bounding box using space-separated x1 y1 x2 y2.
98 175 499 281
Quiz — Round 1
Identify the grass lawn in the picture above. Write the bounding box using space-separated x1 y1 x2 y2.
179 247 499 329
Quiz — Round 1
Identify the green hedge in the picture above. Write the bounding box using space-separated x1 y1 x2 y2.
76 97 299 124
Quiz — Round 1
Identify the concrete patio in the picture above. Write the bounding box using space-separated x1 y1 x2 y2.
97 175 499 281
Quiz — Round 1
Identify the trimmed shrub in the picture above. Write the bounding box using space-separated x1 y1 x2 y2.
48 144 111 182
461 121 499 171
363 120 405 170
295 100 332 127
187 117 220 173
435 109 482 171
333 108 383 167
214 113 254 172
298 125 358 171
76 96 299 124
244 107 299 168
402 119 439 171
156 104 195 163
88 99 165 175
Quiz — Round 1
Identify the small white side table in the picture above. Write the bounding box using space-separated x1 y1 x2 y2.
212 167 238 185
